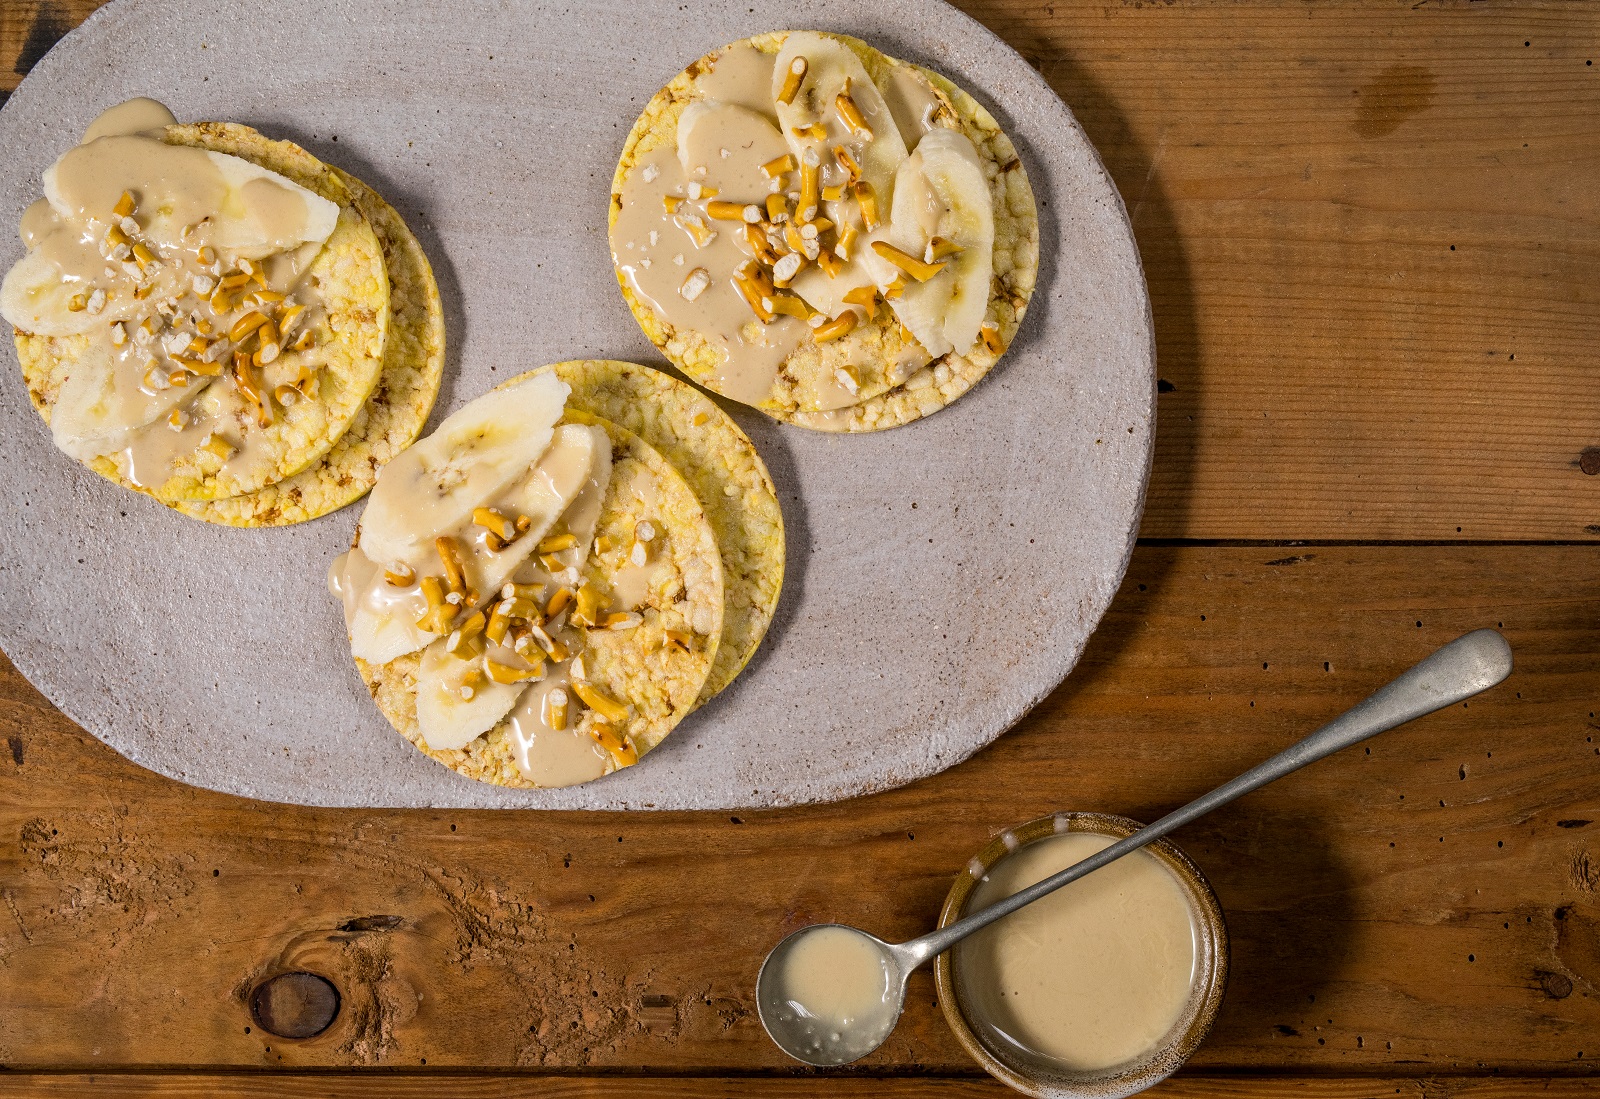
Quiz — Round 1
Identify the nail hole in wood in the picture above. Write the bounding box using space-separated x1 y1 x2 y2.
251 971 340 1039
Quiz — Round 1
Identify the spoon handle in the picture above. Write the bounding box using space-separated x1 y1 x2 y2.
903 628 1513 966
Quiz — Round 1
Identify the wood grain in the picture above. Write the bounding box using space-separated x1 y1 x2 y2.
959 0 1600 541
2 0 1598 1090
1 546 1596 1072
1 1076 1599 1098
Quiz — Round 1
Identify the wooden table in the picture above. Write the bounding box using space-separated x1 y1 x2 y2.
2 1 1598 1095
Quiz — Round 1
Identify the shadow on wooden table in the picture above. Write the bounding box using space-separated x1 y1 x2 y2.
1084 85 1203 545
1193 803 1360 1061
991 27 1205 545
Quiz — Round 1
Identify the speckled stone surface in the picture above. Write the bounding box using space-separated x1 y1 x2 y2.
0 0 1154 809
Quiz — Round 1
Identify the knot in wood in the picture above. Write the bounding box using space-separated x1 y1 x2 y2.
250 971 340 1039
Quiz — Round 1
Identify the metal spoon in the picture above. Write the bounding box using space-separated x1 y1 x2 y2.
756 628 1514 1066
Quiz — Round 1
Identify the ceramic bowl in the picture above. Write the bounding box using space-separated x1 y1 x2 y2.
935 812 1228 1099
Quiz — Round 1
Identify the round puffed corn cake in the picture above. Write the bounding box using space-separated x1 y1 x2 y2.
610 32 1039 432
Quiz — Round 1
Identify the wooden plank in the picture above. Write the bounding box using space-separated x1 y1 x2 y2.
6 1 1598 539
961 0 1600 540
1 1075 1599 1098
0 546 1595 1072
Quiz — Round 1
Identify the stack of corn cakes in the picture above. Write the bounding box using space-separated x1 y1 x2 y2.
3 108 445 528
335 361 783 789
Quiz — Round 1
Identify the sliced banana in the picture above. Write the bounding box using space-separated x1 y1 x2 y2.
789 190 897 319
345 421 610 665
49 341 209 460
885 128 993 357
884 282 951 358
358 373 569 569
772 32 908 201
789 252 877 319
353 415 617 753
6 132 343 393
43 140 339 258
0 249 102 337
350 600 435 666
467 422 610 600
514 422 612 567
414 639 530 751
332 545 428 665
677 102 791 204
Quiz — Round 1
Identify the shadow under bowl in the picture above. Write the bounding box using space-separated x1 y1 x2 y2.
935 811 1229 1099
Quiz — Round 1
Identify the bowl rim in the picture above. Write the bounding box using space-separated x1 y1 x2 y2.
934 811 1230 1099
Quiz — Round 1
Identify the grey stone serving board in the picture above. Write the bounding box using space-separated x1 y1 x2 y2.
0 0 1153 809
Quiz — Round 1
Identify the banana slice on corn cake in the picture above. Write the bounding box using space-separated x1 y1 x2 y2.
333 371 726 789
609 32 1039 431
